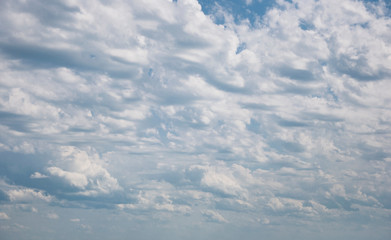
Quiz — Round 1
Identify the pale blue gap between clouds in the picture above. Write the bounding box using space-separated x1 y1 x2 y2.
0 0 391 240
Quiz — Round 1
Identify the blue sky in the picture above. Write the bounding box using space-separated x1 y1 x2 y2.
0 0 391 239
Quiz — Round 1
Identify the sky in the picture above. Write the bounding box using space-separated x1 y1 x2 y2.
0 0 391 239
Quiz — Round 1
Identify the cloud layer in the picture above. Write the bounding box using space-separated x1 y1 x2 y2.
0 0 390 239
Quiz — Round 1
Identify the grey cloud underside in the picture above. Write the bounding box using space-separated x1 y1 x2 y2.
0 0 391 239
0 41 140 79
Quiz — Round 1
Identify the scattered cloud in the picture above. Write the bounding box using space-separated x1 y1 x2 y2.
16 204 38 213
46 146 122 197
0 0 390 239
47 213 59 220
0 212 10 220
30 172 48 179
202 209 228 223
7 188 53 203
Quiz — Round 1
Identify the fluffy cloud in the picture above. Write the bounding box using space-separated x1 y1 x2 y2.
0 212 10 220
202 209 228 223
7 188 53 203
0 0 390 239
30 172 48 179
46 213 59 219
46 146 122 196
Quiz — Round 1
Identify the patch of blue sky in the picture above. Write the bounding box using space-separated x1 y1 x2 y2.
198 0 391 25
198 0 277 25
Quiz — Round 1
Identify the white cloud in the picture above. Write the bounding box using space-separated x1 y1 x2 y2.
196 164 247 198
47 213 59 219
117 180 192 215
16 204 38 213
0 212 10 220
47 166 89 189
30 172 48 179
259 217 270 224
267 197 314 215
202 210 228 223
7 188 53 203
0 0 390 238
47 146 122 196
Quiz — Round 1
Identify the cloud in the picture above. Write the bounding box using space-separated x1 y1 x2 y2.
16 204 38 213
202 209 228 223
46 146 122 196
47 167 89 189
188 164 247 198
30 172 48 179
7 188 53 203
0 212 10 220
116 179 192 215
0 189 10 202
267 197 315 216
47 213 59 219
245 0 253 6
0 0 390 239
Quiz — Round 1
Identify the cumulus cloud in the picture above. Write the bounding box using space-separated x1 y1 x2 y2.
187 164 248 198
16 204 38 213
202 209 228 223
47 146 122 196
30 172 48 179
117 187 191 214
0 0 390 239
0 212 10 220
7 188 53 203
47 213 59 219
